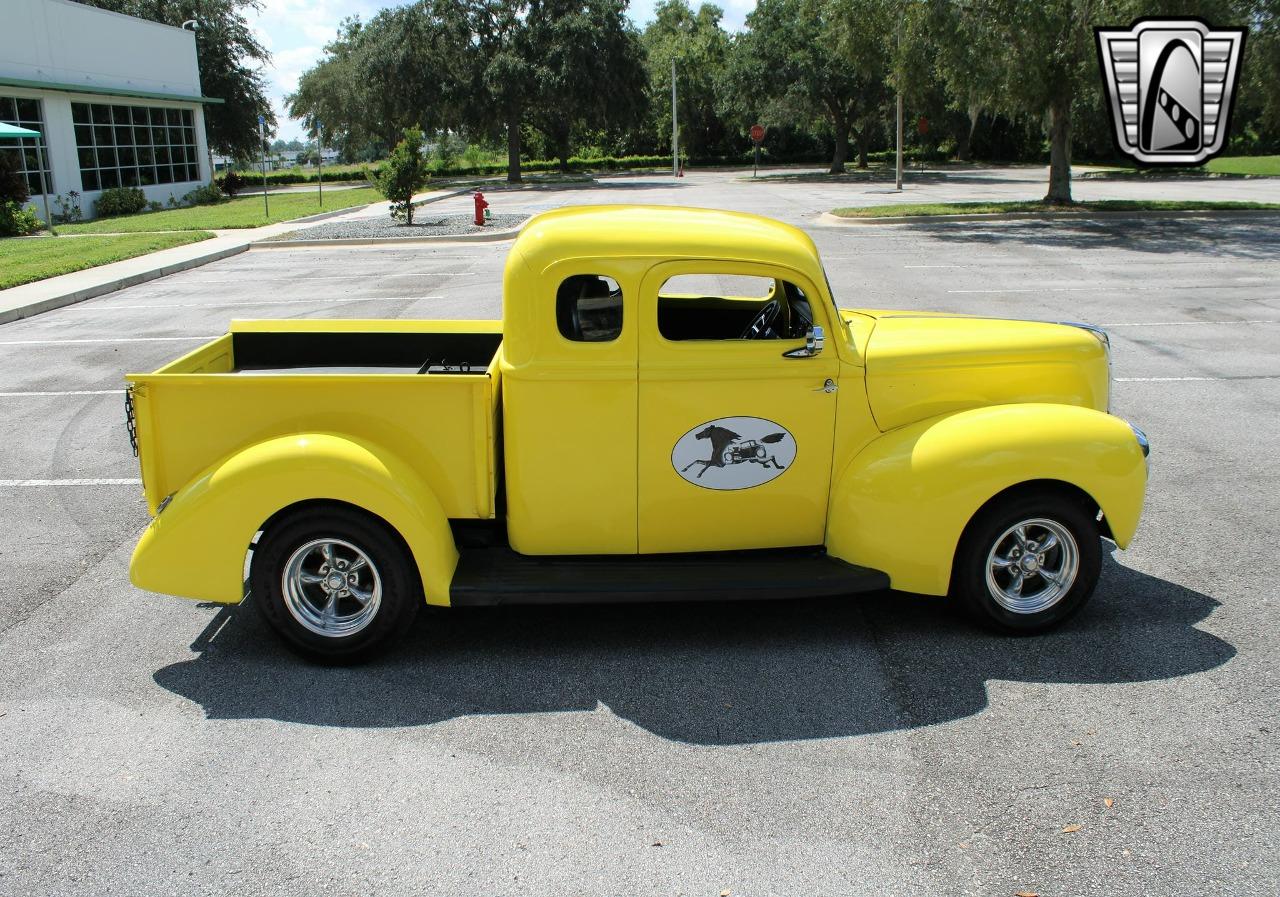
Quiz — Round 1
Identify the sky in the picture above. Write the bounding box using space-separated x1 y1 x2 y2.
247 0 756 142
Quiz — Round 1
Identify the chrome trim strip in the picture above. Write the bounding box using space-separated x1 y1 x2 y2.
1129 423 1150 457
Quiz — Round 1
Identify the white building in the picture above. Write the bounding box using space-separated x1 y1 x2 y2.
1 0 217 218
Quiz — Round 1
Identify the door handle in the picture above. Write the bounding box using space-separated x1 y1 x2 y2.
815 378 837 393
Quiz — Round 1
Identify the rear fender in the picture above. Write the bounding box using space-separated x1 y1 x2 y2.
825 404 1147 596
129 433 458 606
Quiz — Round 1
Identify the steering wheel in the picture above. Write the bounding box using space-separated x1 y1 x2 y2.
740 298 783 340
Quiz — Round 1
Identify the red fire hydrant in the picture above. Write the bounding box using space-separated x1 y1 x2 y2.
473 191 489 226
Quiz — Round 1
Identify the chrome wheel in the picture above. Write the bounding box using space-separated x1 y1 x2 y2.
984 518 1080 615
281 538 382 638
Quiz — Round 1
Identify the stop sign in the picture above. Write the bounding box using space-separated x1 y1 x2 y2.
750 124 766 143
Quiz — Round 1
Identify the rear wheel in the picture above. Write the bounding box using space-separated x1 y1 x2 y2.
251 505 420 662
951 490 1101 632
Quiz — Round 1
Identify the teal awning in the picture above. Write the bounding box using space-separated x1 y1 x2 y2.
0 121 41 138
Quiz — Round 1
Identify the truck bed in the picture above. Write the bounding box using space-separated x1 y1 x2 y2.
126 319 502 519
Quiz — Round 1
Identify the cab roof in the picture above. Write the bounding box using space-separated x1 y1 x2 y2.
510 205 824 274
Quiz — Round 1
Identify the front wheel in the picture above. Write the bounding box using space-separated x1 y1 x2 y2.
951 491 1102 632
251 505 420 662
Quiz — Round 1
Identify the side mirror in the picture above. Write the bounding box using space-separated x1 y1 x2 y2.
782 325 824 358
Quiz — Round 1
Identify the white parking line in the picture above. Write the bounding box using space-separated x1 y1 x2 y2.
1106 320 1280 327
0 390 123 397
187 273 477 284
0 336 217 346
0 478 141 486
61 296 445 311
948 284 1265 294
1116 375 1280 382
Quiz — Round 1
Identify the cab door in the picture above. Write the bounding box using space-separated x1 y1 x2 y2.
637 260 840 554
502 261 638 555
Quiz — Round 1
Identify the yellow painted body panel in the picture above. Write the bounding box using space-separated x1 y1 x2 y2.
129 433 458 605
129 319 501 519
635 259 842 553
863 314 1110 430
125 206 1149 612
127 319 500 607
825 403 1148 595
500 254 645 554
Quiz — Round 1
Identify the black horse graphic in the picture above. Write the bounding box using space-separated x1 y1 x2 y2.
681 424 788 479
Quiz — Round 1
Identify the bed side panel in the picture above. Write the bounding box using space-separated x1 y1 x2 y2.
131 375 496 520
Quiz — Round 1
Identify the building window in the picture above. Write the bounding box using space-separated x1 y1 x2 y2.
72 102 199 191
0 96 54 194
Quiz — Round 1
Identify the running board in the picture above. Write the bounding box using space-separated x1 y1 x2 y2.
449 547 889 606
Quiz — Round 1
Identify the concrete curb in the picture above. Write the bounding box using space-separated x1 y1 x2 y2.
0 242 249 326
251 223 527 249
816 208 1280 226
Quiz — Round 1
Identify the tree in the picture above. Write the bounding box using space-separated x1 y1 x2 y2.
1225 0 1280 151
289 6 467 157
71 0 275 158
288 17 366 153
642 1 734 159
928 0 1149 203
730 0 892 173
528 0 649 172
0 150 30 206
433 0 648 182
369 127 429 224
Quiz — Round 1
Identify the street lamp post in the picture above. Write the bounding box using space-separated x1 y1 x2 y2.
671 58 678 179
895 15 904 191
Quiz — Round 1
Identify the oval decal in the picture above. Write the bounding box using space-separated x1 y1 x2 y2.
671 416 797 490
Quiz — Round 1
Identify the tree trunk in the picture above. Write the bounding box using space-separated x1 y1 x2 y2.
954 106 978 162
1045 97 1073 204
828 110 850 174
506 113 522 184
856 135 868 169
556 133 571 174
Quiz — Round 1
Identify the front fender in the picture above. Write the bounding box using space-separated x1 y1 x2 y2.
130 433 458 606
825 404 1147 596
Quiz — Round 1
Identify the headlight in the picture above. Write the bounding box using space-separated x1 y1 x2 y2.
1060 321 1112 412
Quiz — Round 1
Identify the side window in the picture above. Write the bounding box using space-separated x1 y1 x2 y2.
557 274 623 342
658 273 813 341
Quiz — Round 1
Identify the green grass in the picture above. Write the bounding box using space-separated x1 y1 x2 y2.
56 187 383 234
830 199 1280 218
1204 155 1280 176
0 232 214 290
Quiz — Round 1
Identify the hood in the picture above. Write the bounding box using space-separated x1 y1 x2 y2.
857 313 1110 431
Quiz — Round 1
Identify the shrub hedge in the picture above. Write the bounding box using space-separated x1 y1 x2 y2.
95 186 148 218
224 149 962 188
0 200 41 236
229 154 680 186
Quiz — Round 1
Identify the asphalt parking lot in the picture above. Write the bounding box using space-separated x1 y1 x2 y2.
1 171 1277 896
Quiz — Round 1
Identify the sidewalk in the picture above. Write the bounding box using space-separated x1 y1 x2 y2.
0 187 465 326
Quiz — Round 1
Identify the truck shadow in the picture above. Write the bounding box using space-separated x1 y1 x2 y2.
152 553 1234 744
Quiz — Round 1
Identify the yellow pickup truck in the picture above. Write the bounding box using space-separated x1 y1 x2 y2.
126 205 1148 660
